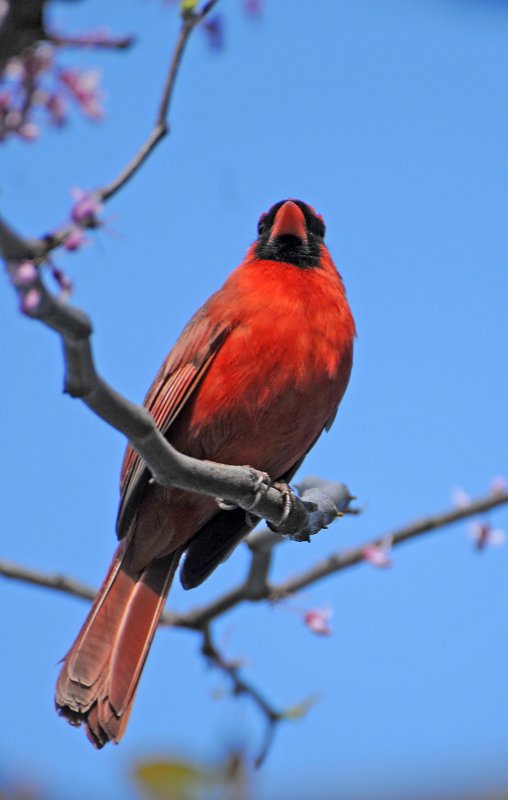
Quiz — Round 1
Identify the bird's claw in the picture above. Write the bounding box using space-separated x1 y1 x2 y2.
269 481 297 531
215 498 237 511
244 467 272 511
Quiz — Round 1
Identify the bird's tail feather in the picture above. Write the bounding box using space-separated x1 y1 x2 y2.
55 541 180 747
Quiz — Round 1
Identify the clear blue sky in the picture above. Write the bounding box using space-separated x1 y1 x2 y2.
2 1 508 798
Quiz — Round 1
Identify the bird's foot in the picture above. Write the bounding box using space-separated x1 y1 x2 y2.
244 467 272 510
268 481 298 532
244 467 272 527
215 467 271 519
216 469 297 532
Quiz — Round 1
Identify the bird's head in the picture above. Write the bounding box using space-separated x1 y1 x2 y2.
254 199 326 268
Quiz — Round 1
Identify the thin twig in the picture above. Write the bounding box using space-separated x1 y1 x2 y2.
99 3 218 203
48 33 135 51
0 560 96 602
201 626 281 768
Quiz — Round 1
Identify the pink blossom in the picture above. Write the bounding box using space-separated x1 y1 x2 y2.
303 607 333 636
23 45 53 77
21 288 41 314
451 487 471 509
59 68 104 120
4 58 23 80
18 122 39 141
0 42 108 143
64 227 87 251
70 188 103 226
20 45 52 76
10 261 38 287
490 476 507 497
468 521 506 552
362 541 393 568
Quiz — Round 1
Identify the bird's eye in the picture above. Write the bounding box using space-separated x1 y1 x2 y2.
257 217 267 236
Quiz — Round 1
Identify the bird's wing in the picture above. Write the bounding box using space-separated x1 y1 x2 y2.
116 306 232 538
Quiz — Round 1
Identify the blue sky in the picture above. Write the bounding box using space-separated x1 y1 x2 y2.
2 0 508 797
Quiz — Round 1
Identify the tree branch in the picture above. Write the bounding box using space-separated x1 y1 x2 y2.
0 216 47 261
0 559 96 602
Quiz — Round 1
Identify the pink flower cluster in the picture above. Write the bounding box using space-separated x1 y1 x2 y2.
6 257 74 315
0 43 104 143
62 187 104 252
277 599 334 637
58 68 103 121
6 260 41 314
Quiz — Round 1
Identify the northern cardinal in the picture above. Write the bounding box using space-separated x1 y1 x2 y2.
56 199 356 746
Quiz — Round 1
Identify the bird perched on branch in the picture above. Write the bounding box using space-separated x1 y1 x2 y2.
56 199 356 746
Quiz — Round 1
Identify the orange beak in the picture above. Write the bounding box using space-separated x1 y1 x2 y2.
269 201 307 241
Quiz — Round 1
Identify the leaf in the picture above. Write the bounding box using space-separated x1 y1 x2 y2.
281 693 321 721
134 759 211 800
180 0 198 17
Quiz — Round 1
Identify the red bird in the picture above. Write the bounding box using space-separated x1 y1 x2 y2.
56 199 356 746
